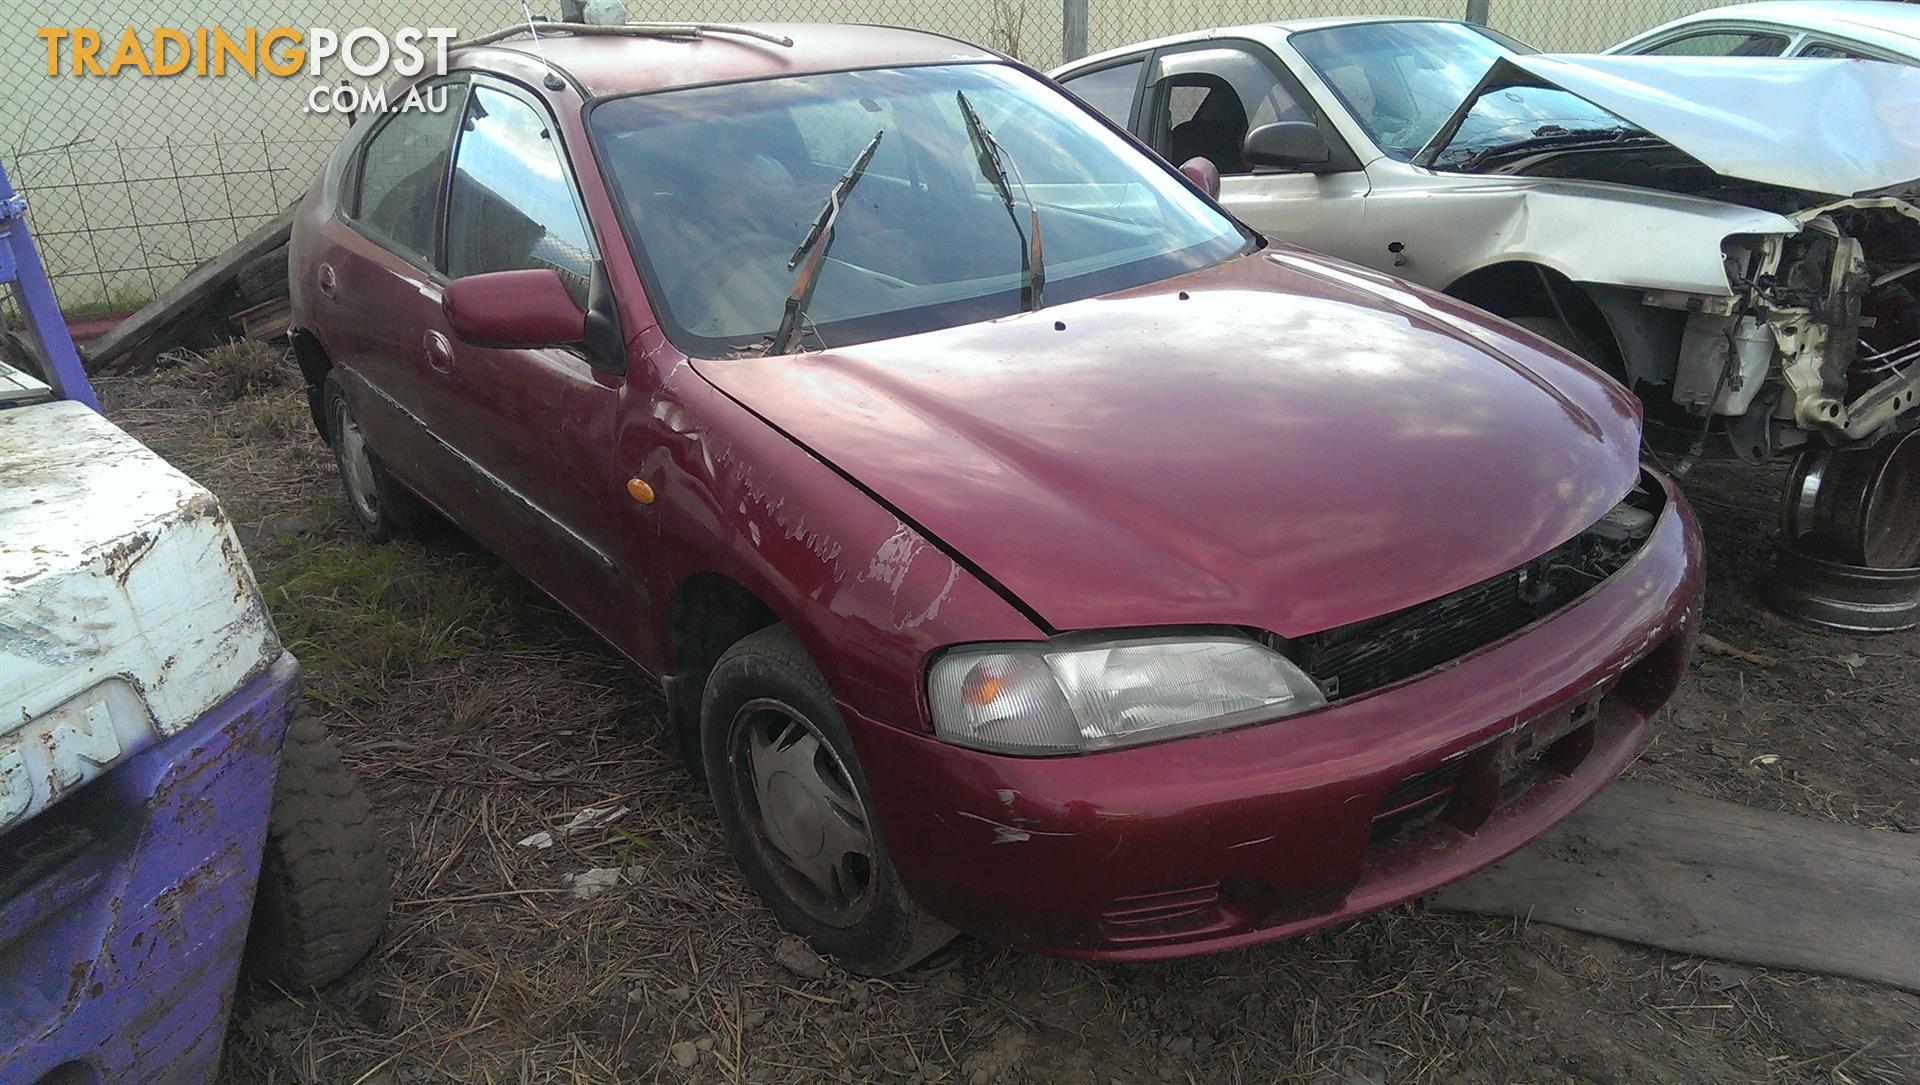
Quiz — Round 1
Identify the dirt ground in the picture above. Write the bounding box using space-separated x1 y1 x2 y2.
98 343 1920 1085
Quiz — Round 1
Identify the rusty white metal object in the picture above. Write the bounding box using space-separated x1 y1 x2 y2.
0 398 281 833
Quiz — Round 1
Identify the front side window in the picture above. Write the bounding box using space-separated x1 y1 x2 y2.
1639 30 1789 57
445 85 595 297
590 62 1248 357
352 81 469 260
1292 20 1530 160
1149 46 1312 175
1061 58 1145 125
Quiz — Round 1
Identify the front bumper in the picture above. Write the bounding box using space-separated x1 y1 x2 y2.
0 653 300 1082
847 478 1702 960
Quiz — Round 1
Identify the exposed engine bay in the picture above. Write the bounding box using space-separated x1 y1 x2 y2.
1656 197 1920 461
1425 55 1920 466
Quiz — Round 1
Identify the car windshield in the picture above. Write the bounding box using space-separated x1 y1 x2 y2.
590 62 1249 357
1287 20 1630 163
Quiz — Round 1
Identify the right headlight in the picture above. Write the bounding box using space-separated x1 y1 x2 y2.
926 634 1325 755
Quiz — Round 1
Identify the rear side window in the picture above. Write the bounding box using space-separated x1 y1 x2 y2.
1061 59 1145 125
1799 41 1877 60
1639 30 1789 57
445 85 595 298
351 83 468 260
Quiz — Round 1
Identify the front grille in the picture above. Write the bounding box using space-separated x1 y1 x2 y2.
1287 479 1663 701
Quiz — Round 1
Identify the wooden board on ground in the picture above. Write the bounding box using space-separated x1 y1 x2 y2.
1428 780 1920 993
84 206 294 371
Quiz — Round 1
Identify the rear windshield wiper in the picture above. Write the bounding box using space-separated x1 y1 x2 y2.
956 90 1044 312
767 129 884 355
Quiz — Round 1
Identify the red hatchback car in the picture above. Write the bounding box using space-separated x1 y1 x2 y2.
288 22 1702 973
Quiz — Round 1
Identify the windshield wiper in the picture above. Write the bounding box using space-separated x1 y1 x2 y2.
1450 127 1654 171
767 129 884 355
956 90 1044 312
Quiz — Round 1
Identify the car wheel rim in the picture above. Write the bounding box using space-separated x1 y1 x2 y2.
334 401 380 524
728 697 876 927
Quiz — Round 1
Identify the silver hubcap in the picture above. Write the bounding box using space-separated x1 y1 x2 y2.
729 699 875 925
334 401 379 524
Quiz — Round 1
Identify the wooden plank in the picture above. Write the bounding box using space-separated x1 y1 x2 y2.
83 206 294 370
1428 781 1920 993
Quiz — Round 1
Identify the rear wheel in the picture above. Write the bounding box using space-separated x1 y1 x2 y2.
701 624 954 975
246 710 390 989
324 370 433 541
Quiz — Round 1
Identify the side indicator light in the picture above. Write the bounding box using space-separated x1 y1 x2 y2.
626 478 655 505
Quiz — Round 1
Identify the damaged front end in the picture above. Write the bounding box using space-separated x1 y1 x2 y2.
1662 196 1920 460
1421 54 1920 463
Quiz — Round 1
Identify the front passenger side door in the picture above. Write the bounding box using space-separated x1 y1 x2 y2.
431 79 637 640
1139 42 1370 260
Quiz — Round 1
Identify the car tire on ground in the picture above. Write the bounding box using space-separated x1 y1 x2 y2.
701 623 956 976
237 244 292 305
324 369 435 542
246 709 390 989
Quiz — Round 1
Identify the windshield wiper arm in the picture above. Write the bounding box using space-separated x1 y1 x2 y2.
767 129 884 355
956 90 1044 312
1452 128 1654 171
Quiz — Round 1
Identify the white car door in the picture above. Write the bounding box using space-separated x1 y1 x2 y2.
1139 41 1372 261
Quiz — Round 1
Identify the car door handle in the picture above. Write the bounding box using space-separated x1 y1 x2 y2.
423 330 454 374
318 262 337 298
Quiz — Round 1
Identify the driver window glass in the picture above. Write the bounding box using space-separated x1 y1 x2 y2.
1061 59 1144 124
1148 46 1308 176
1641 30 1789 56
445 86 595 301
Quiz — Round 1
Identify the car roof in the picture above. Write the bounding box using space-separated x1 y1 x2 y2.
462 23 1003 98
1053 16 1479 73
1629 1 1920 51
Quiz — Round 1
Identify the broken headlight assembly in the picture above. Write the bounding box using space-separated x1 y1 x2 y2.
926 634 1325 755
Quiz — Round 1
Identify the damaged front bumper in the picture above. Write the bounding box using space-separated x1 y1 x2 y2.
848 476 1701 959
1659 196 1920 458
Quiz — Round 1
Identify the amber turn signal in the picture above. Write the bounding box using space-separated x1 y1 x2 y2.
626 478 655 504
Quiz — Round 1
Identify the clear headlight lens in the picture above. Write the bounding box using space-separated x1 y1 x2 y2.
926 635 1326 755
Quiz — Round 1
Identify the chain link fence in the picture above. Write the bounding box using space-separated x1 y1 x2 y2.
7 0 1733 311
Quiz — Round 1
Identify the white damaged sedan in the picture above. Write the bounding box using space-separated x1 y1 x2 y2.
1052 18 1920 472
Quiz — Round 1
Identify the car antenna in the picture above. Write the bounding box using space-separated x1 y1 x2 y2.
517 2 568 89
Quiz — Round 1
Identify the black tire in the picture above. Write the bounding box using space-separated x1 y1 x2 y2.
237 244 292 305
246 710 390 989
324 369 435 542
1510 315 1612 371
701 624 955 975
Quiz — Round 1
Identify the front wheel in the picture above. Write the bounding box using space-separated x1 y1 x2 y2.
246 710 390 989
701 624 954 975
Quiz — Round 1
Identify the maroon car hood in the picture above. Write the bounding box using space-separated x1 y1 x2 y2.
693 249 1644 636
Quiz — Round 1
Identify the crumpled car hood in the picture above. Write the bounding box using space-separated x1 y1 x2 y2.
693 250 1643 637
1435 54 1920 198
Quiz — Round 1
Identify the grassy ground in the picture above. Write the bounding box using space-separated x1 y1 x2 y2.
98 342 1920 1085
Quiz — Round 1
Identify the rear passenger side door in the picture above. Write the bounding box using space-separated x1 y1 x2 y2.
323 77 473 507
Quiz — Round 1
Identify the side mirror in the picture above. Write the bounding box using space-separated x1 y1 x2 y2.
442 268 586 348
1243 121 1332 172
1178 156 1221 200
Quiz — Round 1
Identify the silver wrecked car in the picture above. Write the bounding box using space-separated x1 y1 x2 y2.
1052 18 1920 486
